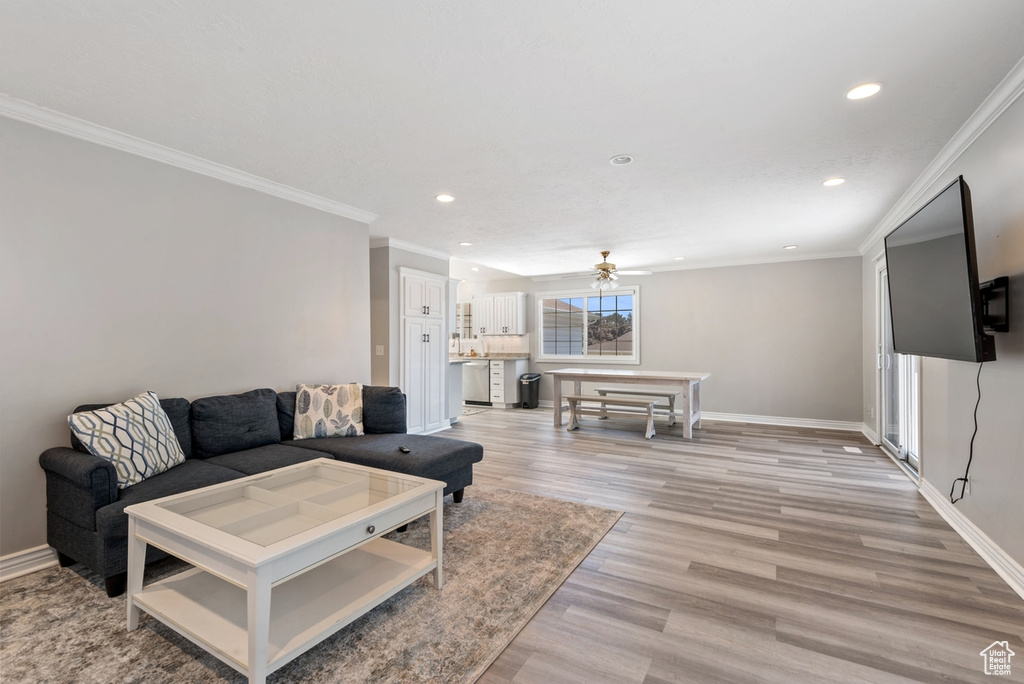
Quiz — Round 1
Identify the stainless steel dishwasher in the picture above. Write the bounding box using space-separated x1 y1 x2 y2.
463 360 491 405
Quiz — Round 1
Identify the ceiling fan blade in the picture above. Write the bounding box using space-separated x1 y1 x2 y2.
617 270 653 275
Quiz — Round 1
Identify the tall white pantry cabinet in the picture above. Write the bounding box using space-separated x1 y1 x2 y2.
400 268 447 434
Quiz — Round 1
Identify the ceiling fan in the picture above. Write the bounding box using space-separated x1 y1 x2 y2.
589 250 651 290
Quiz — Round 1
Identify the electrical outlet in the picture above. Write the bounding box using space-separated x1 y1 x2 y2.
375 345 384 356
867 406 873 419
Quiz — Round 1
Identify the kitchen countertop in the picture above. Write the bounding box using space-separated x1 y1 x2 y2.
449 353 530 363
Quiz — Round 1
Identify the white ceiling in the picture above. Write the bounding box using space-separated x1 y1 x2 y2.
2 1 1023 277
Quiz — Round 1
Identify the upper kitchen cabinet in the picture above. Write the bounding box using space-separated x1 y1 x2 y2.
473 292 527 335
403 272 445 318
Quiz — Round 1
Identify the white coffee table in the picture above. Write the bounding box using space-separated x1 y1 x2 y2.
125 458 445 684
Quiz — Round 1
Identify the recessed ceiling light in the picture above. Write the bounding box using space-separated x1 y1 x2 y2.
471 267 479 271
458 241 472 246
846 83 881 100
674 257 686 261
783 245 798 250
609 155 633 166
435 194 454 202
823 178 845 187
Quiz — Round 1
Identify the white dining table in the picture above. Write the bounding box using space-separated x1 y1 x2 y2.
545 368 711 438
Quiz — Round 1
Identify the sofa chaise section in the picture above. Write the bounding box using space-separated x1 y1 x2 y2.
277 388 483 502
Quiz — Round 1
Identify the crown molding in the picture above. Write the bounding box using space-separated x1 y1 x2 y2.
857 55 1024 255
369 237 450 261
0 93 378 225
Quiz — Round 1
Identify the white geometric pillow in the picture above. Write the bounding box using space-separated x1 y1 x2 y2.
293 383 364 439
68 391 186 489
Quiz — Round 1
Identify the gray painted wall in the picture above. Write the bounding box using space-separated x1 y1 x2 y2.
368 244 449 388
369 247 392 385
0 118 372 557
478 256 863 422
862 93 1024 566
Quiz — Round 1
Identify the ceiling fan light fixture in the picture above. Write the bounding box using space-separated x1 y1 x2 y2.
590 250 627 289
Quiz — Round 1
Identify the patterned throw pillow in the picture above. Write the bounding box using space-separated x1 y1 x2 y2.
293 383 364 439
68 391 186 489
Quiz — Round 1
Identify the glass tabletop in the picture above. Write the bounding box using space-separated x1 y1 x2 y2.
156 461 425 547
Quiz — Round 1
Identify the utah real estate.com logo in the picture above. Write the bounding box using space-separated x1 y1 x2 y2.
980 641 1014 676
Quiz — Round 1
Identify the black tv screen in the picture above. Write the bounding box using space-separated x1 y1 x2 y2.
884 176 995 363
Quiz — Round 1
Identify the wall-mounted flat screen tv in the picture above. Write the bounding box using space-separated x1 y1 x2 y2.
883 176 995 363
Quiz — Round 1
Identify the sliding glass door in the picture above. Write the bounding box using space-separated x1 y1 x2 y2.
880 269 920 471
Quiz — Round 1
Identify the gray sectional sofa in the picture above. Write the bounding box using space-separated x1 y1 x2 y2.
39 386 483 596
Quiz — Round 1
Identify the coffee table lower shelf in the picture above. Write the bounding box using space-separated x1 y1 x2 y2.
133 538 435 677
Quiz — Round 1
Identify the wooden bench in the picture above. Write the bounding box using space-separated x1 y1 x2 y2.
594 387 680 426
565 394 658 439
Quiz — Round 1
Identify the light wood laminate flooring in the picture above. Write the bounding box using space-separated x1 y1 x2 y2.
447 409 1024 683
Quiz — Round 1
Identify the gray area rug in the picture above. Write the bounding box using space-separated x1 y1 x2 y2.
1 485 621 683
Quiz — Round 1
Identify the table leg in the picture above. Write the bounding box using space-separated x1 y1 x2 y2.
681 383 693 439
126 517 146 631
693 380 702 430
567 398 580 432
431 490 444 590
247 568 271 684
552 378 562 427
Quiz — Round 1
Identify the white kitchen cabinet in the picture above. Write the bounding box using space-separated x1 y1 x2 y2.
403 272 444 319
400 268 448 434
489 359 528 408
472 296 494 336
473 292 526 335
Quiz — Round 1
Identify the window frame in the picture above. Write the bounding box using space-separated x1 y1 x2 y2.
535 286 640 364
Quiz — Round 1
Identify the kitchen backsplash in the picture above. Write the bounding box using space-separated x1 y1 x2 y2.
450 334 530 356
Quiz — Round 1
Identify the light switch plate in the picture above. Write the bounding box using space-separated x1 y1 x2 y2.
375 345 384 356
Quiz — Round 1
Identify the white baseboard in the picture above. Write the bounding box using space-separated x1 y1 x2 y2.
918 479 1024 602
418 421 453 435
0 545 57 583
700 411 864 433
861 424 879 445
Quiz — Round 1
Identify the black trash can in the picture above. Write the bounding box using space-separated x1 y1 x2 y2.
520 373 541 409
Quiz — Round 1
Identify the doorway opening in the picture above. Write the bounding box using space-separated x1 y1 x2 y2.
879 267 921 472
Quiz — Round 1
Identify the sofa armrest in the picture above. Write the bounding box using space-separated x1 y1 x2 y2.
39 447 118 529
